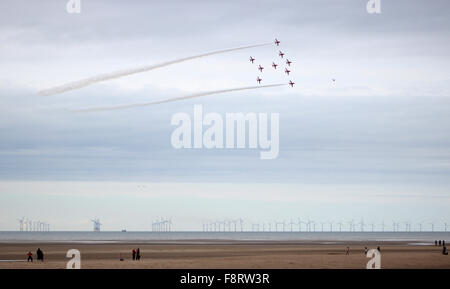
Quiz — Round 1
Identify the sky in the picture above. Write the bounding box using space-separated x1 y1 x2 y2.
0 0 449 231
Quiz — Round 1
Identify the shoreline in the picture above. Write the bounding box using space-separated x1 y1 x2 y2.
0 239 439 245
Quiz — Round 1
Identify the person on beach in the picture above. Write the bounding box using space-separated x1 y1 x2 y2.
443 246 448 255
136 248 141 260
27 251 33 262
435 240 438 246
132 249 136 261
364 247 368 255
345 247 350 255
439 240 442 246
377 246 381 252
443 240 446 247
36 248 44 262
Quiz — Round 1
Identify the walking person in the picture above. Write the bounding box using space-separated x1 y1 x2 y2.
132 249 136 261
346 246 350 255
36 248 44 262
27 251 33 262
136 248 141 261
364 247 368 255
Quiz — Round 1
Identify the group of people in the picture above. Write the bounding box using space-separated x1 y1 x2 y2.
434 240 446 246
435 240 448 255
26 248 44 262
132 248 141 260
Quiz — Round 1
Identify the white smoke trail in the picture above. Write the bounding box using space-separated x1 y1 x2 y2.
38 43 271 96
73 84 286 112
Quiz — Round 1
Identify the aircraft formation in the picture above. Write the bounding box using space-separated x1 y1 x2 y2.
249 38 295 87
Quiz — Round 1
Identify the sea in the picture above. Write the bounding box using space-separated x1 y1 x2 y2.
0 231 449 244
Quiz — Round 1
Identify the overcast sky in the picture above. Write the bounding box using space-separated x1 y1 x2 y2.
0 0 449 231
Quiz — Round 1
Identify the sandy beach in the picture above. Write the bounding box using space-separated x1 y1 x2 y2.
0 240 448 269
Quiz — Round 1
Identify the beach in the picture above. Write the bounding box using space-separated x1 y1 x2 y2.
0 240 449 269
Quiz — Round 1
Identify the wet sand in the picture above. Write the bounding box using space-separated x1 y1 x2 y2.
0 240 449 269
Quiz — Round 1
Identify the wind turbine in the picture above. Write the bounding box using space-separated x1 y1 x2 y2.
429 222 435 232
392 220 398 232
289 219 295 232
168 218 172 232
297 218 302 232
348 220 354 232
91 218 101 232
403 221 410 232
445 222 448 232
359 219 365 232
228 219 233 231
380 221 385 232
305 220 310 232
310 220 316 232
320 222 325 232
17 217 25 232
370 222 375 232
337 221 343 232
329 221 333 232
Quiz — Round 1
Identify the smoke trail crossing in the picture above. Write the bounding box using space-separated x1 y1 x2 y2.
39 43 271 96
73 84 286 112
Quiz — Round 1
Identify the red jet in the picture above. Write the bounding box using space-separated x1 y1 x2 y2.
279 51 285 58
274 38 280 46
286 59 292 66
258 65 264 72
289 80 295 87
285 68 290 75
272 62 278 69
249 56 255 63
257 77 262 84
